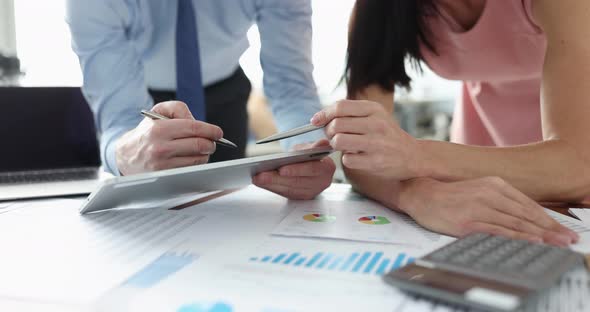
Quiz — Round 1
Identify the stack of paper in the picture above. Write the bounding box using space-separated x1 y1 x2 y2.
0 199 207 306
546 209 590 253
569 208 590 227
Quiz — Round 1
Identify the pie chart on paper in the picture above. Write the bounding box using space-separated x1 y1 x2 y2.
303 213 336 223
358 216 391 225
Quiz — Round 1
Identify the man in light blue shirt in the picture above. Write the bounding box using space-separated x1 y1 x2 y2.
66 0 335 200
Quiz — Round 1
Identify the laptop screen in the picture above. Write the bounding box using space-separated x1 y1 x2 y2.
0 87 100 172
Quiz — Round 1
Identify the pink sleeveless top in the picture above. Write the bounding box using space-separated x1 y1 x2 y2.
420 0 546 146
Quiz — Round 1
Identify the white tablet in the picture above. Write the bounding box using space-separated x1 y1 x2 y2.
79 146 333 214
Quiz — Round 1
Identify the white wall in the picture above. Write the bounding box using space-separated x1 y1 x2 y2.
241 0 458 104
0 0 17 56
14 0 81 86
13 1 357 92
241 0 356 103
10 1 458 101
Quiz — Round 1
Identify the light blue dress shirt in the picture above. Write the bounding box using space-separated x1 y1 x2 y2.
66 0 324 174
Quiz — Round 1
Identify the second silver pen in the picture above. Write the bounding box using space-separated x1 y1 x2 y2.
140 110 238 148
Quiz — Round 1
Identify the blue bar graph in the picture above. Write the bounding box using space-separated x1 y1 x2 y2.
178 302 232 312
327 256 343 270
284 253 300 264
305 252 324 267
391 253 406 271
363 252 383 274
271 253 287 263
376 259 391 275
317 253 333 269
339 253 360 271
351 252 371 273
294 257 307 266
249 250 413 276
124 252 198 288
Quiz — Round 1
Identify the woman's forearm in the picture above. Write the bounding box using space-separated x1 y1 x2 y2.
346 163 449 215
345 136 590 204
344 166 437 214
418 138 590 202
344 167 403 211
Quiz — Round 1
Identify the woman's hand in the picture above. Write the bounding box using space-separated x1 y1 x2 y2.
399 176 579 246
252 139 336 200
311 100 426 181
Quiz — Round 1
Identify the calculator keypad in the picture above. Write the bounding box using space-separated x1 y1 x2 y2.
424 233 583 290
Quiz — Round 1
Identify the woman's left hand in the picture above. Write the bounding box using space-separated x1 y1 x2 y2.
311 100 426 181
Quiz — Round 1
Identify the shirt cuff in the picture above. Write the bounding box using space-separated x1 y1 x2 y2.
271 99 326 151
101 126 134 176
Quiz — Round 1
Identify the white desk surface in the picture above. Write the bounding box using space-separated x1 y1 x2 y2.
0 183 587 312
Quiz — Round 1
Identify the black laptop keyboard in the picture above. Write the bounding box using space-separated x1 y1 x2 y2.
0 167 98 184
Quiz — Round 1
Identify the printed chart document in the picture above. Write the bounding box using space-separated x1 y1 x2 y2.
71 186 587 312
102 234 590 312
547 209 590 233
569 208 590 227
0 198 205 305
546 209 590 253
272 199 453 248
102 236 420 312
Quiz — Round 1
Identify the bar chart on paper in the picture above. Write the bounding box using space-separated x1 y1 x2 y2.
177 302 233 312
123 251 199 289
249 251 415 276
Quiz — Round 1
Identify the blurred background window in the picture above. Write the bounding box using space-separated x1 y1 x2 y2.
11 0 81 86
1 0 460 145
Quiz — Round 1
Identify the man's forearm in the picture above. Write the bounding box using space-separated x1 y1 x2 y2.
418 138 590 202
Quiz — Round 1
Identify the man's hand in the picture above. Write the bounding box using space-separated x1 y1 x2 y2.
253 139 336 200
400 177 579 247
116 101 223 175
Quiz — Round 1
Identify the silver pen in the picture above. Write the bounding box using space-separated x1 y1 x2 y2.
256 123 325 144
140 110 238 148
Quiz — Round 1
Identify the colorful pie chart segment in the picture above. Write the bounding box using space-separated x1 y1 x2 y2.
358 216 391 225
303 213 336 223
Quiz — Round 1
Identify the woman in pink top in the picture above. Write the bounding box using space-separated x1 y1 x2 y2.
311 0 585 245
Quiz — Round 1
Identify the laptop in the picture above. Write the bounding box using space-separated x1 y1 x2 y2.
0 87 102 201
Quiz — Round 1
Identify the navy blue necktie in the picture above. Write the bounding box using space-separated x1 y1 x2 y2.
176 0 206 121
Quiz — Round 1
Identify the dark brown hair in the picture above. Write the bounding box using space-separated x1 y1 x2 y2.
344 0 438 98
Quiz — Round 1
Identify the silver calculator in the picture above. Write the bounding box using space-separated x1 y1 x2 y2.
384 233 584 312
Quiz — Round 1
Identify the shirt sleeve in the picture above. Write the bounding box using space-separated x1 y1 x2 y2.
256 0 326 150
66 0 153 175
